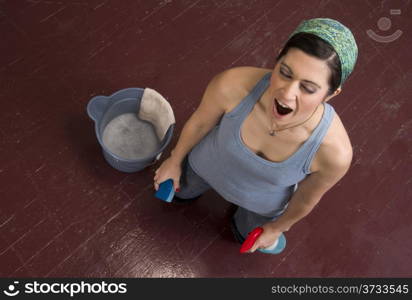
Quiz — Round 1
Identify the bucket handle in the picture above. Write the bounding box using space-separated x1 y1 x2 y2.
87 96 111 122
148 152 162 166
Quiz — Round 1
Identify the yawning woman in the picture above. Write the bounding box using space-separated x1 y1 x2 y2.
154 18 358 254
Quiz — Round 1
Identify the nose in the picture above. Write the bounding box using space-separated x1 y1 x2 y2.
279 81 298 104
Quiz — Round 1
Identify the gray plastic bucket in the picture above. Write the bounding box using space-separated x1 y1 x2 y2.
87 88 174 173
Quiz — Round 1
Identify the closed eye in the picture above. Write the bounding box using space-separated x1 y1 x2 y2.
302 85 315 94
279 68 316 94
280 69 291 78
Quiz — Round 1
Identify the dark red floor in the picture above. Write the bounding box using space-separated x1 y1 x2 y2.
1 0 411 277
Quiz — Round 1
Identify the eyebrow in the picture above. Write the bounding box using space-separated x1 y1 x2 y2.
280 62 321 89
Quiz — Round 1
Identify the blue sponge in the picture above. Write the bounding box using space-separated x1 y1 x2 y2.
155 179 175 203
258 233 286 254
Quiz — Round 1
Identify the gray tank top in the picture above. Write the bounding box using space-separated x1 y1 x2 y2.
188 71 335 217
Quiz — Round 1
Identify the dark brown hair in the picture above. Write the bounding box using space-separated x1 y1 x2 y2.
276 32 342 96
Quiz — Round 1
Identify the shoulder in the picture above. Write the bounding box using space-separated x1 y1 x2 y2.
213 66 272 113
313 109 353 175
302 110 352 194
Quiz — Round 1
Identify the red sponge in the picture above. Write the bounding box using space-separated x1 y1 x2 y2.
240 227 263 253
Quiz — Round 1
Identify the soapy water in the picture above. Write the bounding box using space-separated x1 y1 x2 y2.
102 113 160 160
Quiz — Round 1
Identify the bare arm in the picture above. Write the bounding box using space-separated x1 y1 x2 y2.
169 68 241 164
154 68 245 191
249 144 353 251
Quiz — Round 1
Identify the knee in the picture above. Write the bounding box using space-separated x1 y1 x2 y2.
174 191 199 199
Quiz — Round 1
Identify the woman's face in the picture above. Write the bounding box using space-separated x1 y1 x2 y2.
266 47 340 124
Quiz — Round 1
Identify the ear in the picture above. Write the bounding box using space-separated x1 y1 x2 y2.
323 87 341 103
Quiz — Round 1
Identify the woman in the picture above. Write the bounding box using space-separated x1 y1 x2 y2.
153 18 358 254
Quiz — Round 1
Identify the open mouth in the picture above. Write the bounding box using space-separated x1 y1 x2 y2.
275 98 293 115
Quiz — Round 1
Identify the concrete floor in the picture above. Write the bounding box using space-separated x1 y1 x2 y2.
0 0 411 277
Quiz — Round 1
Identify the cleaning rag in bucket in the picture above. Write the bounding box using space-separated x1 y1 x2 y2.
138 88 175 141
102 88 175 160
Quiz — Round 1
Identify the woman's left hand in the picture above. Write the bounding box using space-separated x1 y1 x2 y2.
248 223 283 253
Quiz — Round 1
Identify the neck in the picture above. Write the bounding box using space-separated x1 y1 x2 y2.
262 95 323 131
273 106 319 131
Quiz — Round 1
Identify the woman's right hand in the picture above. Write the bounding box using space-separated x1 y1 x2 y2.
153 156 182 192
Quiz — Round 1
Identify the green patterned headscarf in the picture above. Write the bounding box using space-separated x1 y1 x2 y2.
289 18 358 87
